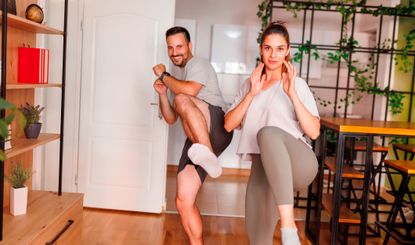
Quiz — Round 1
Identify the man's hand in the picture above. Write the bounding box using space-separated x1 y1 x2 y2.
153 79 167 95
152 64 166 77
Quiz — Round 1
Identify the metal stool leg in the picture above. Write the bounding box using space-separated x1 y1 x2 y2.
383 174 411 245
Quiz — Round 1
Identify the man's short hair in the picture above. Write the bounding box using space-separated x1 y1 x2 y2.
166 26 191 43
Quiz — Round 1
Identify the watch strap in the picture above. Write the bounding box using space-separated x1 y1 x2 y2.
159 71 170 82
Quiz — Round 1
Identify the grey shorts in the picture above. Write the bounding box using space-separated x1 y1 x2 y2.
177 103 233 182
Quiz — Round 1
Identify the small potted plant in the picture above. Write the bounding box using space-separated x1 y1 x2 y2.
20 103 44 139
5 163 32 216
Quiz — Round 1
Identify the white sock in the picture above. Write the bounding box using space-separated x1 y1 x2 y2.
187 143 222 178
281 227 301 245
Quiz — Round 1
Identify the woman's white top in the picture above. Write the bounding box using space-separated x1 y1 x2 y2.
226 77 319 160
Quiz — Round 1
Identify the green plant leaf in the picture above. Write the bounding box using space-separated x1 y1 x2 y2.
0 120 9 139
5 163 32 188
0 98 16 110
0 151 5 161
5 114 15 125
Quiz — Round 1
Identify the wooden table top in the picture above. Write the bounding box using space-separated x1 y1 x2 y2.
320 117 415 136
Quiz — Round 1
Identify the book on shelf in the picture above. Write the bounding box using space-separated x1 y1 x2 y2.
18 47 49 84
4 139 11 150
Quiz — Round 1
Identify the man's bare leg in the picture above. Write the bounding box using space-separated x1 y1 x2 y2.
176 165 203 245
173 94 212 149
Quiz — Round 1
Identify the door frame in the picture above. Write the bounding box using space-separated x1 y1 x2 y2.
64 0 85 193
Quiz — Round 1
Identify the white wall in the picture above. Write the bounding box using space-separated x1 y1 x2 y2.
175 0 262 59
41 0 83 192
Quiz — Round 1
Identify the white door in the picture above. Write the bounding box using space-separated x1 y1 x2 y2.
77 0 174 213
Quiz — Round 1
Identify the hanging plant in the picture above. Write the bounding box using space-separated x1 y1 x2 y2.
292 40 320 63
256 0 272 44
396 29 415 73
282 2 306 18
256 0 272 64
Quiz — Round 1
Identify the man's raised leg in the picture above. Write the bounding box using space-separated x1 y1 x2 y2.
173 94 222 177
176 165 203 245
173 94 211 148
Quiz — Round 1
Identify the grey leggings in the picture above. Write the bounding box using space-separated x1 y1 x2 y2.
245 126 318 245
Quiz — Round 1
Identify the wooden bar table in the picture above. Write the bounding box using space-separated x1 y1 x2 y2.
305 117 415 245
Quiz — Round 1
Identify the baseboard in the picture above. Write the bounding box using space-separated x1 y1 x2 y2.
167 164 251 177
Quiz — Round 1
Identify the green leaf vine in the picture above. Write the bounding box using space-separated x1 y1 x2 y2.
292 40 320 63
256 0 272 44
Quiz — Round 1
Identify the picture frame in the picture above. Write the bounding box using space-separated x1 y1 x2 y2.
0 0 17 15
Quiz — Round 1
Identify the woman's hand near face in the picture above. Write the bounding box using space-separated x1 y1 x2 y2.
281 60 297 100
225 64 265 132
281 60 320 139
248 62 266 97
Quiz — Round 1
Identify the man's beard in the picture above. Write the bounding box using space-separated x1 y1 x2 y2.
171 55 185 67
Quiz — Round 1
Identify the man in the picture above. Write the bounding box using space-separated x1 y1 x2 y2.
152 26 233 244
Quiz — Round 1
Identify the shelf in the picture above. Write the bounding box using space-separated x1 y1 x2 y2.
324 156 364 179
393 143 415 153
354 141 389 152
6 133 60 159
322 193 360 224
6 83 62 90
3 191 83 244
0 1 69 241
0 12 63 35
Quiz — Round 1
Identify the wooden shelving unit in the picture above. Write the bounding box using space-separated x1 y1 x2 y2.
2 191 83 244
5 133 60 159
0 0 82 243
6 83 62 90
0 11 63 35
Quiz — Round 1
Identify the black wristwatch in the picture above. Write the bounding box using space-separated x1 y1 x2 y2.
159 71 170 83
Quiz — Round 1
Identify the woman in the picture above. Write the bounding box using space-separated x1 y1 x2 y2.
224 21 320 245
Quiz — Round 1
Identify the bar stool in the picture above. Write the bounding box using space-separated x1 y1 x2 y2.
323 156 364 244
353 141 389 230
393 144 415 160
377 160 415 244
327 141 388 210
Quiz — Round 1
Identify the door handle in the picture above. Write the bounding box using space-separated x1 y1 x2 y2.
45 220 74 245
150 102 162 120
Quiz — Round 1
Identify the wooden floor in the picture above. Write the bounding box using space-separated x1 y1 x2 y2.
165 166 308 219
82 208 400 244
82 209 312 245
81 166 400 244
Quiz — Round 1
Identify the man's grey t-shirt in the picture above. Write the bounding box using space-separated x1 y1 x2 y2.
171 56 226 111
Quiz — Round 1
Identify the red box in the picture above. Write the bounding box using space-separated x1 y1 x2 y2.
18 47 49 84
